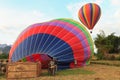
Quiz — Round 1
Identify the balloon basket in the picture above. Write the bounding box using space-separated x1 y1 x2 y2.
6 62 41 79
90 31 92 33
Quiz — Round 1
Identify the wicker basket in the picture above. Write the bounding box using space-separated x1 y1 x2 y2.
6 62 41 80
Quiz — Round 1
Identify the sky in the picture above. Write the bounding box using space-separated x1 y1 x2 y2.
0 0 120 44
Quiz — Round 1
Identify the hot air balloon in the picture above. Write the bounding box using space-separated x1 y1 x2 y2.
9 18 94 70
78 3 101 33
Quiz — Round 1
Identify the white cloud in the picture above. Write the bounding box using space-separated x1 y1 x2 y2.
110 0 120 6
114 10 120 19
67 2 85 20
0 8 45 27
0 7 47 44
110 0 120 23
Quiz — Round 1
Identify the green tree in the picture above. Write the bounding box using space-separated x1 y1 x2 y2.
0 53 9 59
94 30 113 55
2 46 11 53
107 33 120 53
94 30 113 59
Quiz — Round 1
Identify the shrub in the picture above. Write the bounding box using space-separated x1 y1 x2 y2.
116 56 120 60
95 52 104 60
0 53 8 59
109 55 115 60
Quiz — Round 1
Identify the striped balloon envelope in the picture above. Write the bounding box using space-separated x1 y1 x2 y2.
78 3 101 33
9 18 94 70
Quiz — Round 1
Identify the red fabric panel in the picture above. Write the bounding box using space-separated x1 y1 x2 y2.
25 54 52 69
32 54 42 62
9 25 84 63
26 56 31 61
92 5 100 27
84 4 91 29
78 9 88 27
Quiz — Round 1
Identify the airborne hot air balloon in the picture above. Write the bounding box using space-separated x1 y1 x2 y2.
78 3 101 33
9 18 94 70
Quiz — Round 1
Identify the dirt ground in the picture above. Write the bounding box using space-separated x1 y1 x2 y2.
1 64 120 80
34 64 120 80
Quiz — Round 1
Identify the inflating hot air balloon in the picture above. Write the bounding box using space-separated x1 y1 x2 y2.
78 3 101 33
9 18 94 70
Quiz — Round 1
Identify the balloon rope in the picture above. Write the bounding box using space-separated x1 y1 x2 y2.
47 31 86 56
42 22 66 53
45 22 74 54
39 24 50 53
33 23 43 53
29 25 38 57
41 22 59 54
42 22 68 54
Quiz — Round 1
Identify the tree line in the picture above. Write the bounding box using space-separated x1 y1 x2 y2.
0 46 11 59
94 30 120 60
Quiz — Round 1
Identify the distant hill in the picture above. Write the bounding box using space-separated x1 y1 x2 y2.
0 44 11 54
0 44 7 48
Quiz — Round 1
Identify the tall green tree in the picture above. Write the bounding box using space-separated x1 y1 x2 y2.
94 30 113 55
107 33 120 53
0 53 8 59
94 30 120 60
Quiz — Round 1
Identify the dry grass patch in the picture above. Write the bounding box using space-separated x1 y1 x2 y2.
0 64 120 80
91 60 120 66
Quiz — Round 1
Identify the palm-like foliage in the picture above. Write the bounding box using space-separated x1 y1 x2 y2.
94 30 113 55
107 33 120 53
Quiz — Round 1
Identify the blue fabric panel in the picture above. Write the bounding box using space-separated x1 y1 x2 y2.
12 34 74 69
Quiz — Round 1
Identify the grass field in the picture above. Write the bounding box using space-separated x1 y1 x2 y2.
91 60 120 66
0 61 120 80
37 64 120 80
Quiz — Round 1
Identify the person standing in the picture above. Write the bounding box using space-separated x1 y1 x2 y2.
48 58 57 76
